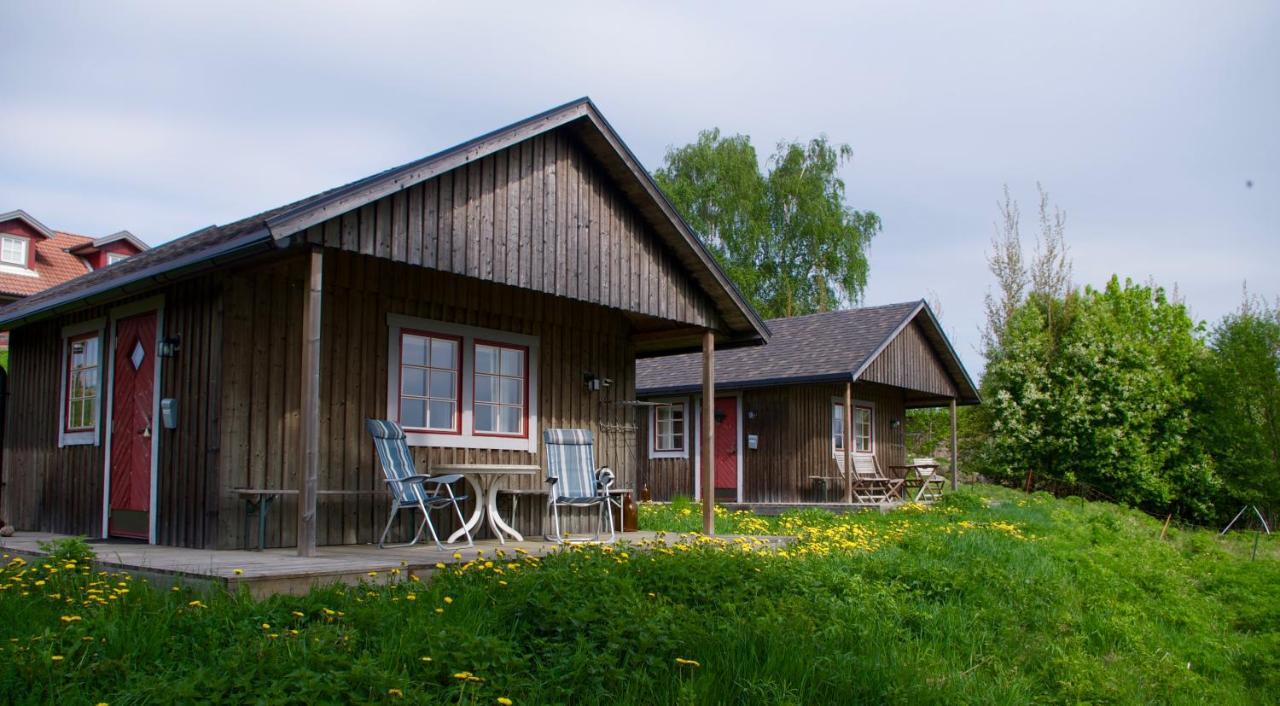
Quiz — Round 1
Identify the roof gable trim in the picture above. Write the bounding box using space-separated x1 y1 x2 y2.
0 209 57 239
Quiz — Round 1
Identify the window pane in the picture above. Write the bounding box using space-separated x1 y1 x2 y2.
500 348 522 376
474 374 495 403
77 369 98 397
475 346 497 374
431 339 456 370
429 370 455 399
69 400 83 428
400 398 426 429
499 377 521 404
71 340 86 368
83 398 96 427
499 406 521 434
428 400 455 430
401 367 427 397
474 403 494 432
402 335 428 366
83 337 98 362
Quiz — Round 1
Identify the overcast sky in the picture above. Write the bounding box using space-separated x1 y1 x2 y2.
3 1 1277 374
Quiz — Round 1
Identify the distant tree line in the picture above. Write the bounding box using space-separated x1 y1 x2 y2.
966 185 1279 526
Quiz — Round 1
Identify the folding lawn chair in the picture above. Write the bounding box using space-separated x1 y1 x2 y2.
366 419 473 550
543 429 616 543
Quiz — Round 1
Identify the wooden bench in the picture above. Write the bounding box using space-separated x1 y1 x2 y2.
498 487 634 529
807 475 845 502
234 488 386 551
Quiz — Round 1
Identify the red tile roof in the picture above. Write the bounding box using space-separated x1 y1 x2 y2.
0 230 93 298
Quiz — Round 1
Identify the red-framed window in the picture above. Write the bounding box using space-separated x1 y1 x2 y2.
472 340 528 438
65 333 101 432
1 234 30 268
652 402 686 452
397 330 462 433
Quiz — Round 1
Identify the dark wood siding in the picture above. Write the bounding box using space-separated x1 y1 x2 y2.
216 250 641 549
860 321 957 398
638 382 907 503
301 129 722 333
1 278 224 546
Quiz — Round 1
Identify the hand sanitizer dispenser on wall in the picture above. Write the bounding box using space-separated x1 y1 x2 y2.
160 398 178 430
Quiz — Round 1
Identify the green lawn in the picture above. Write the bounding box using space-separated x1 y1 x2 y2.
1 487 1276 704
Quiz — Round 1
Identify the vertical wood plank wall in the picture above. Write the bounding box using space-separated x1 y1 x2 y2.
637 382 908 503
303 128 722 334
217 251 641 549
859 321 957 398
1 278 225 545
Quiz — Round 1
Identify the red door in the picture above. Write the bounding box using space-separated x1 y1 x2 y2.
713 397 737 499
108 311 157 540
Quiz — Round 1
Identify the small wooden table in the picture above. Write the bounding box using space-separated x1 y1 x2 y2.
430 463 541 544
890 462 945 502
234 488 385 551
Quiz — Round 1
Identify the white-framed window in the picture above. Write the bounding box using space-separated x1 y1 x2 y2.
397 330 461 433
473 340 527 437
106 252 129 266
59 319 106 447
648 398 689 459
832 400 874 455
1 235 29 267
386 314 539 452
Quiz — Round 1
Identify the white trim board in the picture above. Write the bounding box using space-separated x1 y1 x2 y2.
57 318 106 448
100 295 164 543
696 391 747 501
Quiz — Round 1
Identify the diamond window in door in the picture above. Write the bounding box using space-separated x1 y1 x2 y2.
130 339 146 370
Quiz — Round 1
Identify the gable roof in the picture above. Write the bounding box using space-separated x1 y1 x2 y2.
67 230 150 254
0 230 93 298
0 210 57 240
0 98 769 348
636 301 980 405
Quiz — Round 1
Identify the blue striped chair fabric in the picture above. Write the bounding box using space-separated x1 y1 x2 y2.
366 419 471 549
542 428 615 542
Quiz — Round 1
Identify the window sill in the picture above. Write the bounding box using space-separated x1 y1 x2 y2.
405 430 537 453
59 430 98 447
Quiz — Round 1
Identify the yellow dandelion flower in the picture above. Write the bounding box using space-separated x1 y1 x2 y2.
443 596 453 604
233 568 244 575
674 657 701 667
498 698 514 705
420 656 432 662
405 593 416 601
291 610 304 618
261 623 271 630
388 688 403 697
51 655 64 662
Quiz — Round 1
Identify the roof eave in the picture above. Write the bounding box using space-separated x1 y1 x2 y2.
0 209 57 239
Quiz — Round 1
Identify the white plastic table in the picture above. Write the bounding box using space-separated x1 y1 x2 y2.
431 463 541 544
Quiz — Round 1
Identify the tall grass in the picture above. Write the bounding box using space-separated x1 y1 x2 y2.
0 486 1275 704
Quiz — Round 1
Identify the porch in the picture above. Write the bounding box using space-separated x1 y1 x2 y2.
3 530 765 598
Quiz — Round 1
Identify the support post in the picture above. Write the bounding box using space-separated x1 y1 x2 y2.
297 247 323 557
701 330 715 536
949 397 958 491
843 381 853 504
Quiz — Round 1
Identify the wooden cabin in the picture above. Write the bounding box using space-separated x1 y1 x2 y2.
636 301 979 504
0 98 768 552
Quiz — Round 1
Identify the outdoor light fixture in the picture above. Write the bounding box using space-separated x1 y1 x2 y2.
890 418 902 429
747 410 757 420
714 410 727 423
583 373 613 391
158 335 181 358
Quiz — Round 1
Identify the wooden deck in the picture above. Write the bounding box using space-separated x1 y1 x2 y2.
0 531 691 598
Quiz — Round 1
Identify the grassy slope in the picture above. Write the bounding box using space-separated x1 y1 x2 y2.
0 486 1276 705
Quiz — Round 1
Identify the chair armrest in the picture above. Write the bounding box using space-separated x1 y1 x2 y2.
422 473 463 485
545 476 559 486
596 467 615 491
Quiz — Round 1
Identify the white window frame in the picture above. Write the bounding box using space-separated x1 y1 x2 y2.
386 313 539 453
106 252 129 266
832 398 875 457
58 319 106 447
1 234 29 267
647 397 690 459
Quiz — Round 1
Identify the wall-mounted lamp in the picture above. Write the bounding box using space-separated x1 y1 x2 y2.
714 410 727 423
583 372 613 392
890 418 902 430
158 334 182 358
747 410 757 421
